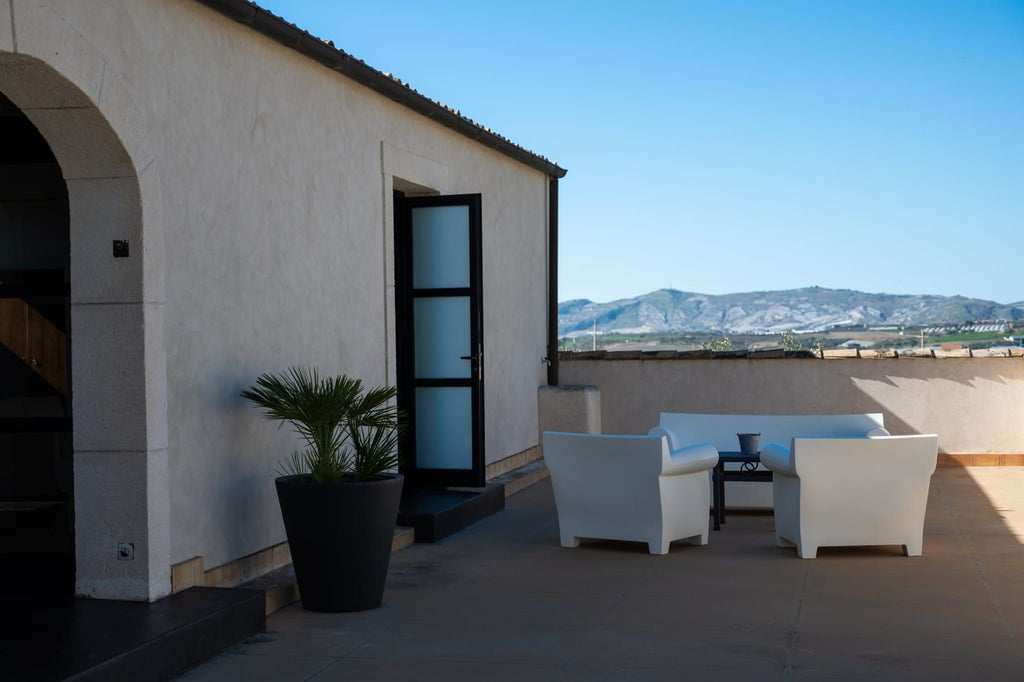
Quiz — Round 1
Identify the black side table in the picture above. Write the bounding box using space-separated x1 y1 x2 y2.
712 451 773 530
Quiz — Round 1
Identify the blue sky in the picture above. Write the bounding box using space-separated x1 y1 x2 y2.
258 0 1024 305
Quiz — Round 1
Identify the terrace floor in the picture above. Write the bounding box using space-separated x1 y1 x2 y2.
176 467 1024 681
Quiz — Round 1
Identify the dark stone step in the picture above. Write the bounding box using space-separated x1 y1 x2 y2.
0 586 264 682
398 483 505 543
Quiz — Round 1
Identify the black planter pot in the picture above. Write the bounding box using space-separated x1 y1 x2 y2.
275 473 404 612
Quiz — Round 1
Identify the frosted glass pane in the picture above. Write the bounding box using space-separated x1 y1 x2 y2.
412 205 470 289
415 387 472 470
414 297 471 379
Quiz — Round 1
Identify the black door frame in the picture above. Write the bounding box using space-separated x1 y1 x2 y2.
394 191 485 488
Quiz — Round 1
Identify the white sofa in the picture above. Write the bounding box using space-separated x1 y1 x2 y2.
655 413 886 509
541 431 719 554
761 433 939 558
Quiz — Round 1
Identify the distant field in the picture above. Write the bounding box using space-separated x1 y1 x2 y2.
930 331 1015 344
560 326 1023 352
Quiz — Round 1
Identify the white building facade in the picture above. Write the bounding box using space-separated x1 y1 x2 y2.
0 0 564 601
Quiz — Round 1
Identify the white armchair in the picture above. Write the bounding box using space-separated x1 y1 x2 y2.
541 431 719 555
761 433 939 558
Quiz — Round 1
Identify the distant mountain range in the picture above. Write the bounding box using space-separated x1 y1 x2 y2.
558 287 1024 336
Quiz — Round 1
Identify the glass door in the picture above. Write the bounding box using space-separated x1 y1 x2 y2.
394 193 484 487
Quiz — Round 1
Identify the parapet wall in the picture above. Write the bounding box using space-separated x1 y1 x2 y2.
553 349 1024 463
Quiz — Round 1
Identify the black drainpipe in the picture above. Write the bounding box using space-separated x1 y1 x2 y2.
547 176 559 386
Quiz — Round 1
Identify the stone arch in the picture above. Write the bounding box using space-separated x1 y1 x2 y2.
1 24 169 600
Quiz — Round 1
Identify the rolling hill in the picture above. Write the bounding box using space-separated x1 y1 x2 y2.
558 287 1024 337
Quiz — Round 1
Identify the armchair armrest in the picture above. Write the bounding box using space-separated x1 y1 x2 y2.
647 425 681 451
761 443 796 476
662 442 719 476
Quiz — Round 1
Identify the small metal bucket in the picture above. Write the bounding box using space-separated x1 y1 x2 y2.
737 433 760 455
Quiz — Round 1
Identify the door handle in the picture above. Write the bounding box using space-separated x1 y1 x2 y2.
460 353 482 381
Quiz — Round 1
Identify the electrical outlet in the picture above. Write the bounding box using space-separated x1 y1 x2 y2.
117 542 135 561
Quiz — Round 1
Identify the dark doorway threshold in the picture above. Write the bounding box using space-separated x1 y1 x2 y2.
0 586 265 682
397 483 505 543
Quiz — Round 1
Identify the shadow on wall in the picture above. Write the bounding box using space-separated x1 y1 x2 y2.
840 360 1024 456
556 355 1024 456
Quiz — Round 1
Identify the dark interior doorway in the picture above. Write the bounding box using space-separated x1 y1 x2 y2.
0 90 74 599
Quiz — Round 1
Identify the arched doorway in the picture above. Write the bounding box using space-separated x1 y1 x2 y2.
0 90 73 598
0 43 170 602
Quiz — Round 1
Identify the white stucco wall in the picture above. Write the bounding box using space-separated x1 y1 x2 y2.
2 0 554 595
557 356 1024 455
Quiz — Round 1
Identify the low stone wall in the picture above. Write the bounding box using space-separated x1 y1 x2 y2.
551 350 1024 462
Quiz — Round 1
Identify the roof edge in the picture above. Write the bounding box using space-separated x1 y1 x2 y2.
193 0 567 178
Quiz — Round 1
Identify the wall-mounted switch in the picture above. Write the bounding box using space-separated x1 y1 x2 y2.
113 240 129 258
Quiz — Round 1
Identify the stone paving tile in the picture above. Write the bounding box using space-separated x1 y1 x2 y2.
450 552 655 596
603 592 801 637
788 633 1024 682
796 596 1007 641
975 562 1024 644
917 530 972 554
571 627 792 676
310 658 565 681
175 652 335 681
556 663 769 682
801 554 988 601
174 468 1024 681
343 619 588 666
404 586 623 627
229 613 379 658
966 532 1024 554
